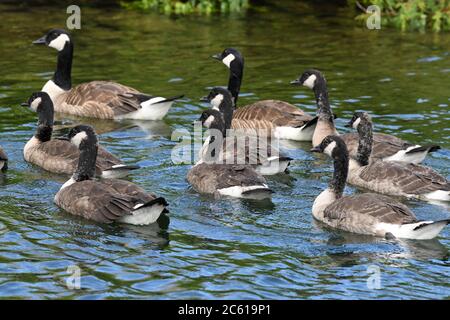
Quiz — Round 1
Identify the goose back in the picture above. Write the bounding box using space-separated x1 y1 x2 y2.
323 193 417 236
54 178 159 224
187 163 267 195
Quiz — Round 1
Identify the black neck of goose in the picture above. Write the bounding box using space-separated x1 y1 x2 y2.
356 121 372 166
329 146 348 199
73 135 97 182
53 42 72 90
314 80 334 123
35 102 54 142
228 63 243 108
218 98 234 131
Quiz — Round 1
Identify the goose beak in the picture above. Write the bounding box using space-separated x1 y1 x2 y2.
211 53 222 60
310 146 321 153
199 96 209 103
20 102 29 107
344 122 352 128
290 79 301 85
32 35 46 45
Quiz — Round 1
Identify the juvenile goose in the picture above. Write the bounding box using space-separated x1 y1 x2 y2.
54 125 168 225
211 48 317 141
346 112 449 202
0 147 7 172
187 110 272 199
291 69 440 163
33 29 183 120
22 92 139 178
200 87 292 175
311 135 449 240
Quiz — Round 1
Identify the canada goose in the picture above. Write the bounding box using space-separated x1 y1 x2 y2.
32 29 183 120
199 87 292 175
346 112 449 202
211 48 317 141
187 109 272 199
291 69 440 164
0 147 7 172
310 135 449 240
22 91 139 178
54 125 168 225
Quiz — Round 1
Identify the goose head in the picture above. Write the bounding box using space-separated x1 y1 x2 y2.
311 135 346 159
200 87 233 111
33 29 71 52
211 48 243 73
22 91 53 112
345 112 371 130
68 125 98 149
291 69 325 90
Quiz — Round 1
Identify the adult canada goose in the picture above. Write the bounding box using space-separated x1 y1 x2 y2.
346 112 449 202
199 87 292 175
187 109 272 199
310 135 449 240
0 147 7 172
54 125 168 225
211 48 317 141
291 69 440 163
32 29 183 120
22 91 139 178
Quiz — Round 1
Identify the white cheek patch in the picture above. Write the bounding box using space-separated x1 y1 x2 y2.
48 34 70 51
71 131 88 148
30 97 42 111
303 74 317 89
352 117 361 129
210 94 224 108
222 53 236 68
323 141 337 157
203 115 215 128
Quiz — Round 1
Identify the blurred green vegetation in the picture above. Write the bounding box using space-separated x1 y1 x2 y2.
120 0 249 14
351 0 450 32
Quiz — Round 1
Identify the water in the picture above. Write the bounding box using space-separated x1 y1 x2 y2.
0 2 449 299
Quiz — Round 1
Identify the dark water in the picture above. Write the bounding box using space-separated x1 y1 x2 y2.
0 2 449 299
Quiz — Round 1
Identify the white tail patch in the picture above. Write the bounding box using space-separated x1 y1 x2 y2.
101 167 131 179
377 221 448 240
383 145 427 164
273 125 315 141
119 203 165 225
217 184 271 200
423 190 450 202
117 97 174 120
256 158 290 175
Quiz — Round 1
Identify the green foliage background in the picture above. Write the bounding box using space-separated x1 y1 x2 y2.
120 0 450 32
120 0 249 14
351 0 450 32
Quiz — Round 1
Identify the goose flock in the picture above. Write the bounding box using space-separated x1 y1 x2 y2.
1 29 449 241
